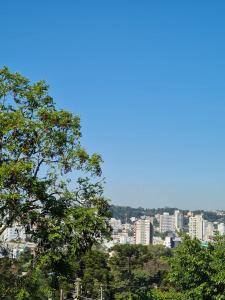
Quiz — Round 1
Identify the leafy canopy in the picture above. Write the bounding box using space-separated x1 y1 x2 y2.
0 67 111 296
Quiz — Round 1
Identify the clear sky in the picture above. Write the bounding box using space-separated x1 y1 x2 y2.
1 1 225 210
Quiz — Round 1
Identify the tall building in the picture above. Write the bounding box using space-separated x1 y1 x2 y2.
204 221 214 241
159 212 174 233
218 223 225 235
1 225 26 242
134 218 153 245
174 210 184 231
189 215 204 240
109 218 122 233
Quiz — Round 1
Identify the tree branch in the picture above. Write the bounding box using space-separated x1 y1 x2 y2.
34 158 44 178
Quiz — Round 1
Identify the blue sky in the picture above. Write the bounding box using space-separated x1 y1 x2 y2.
1 1 225 209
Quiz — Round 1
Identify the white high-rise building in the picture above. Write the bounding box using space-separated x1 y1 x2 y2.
134 218 153 245
109 218 122 233
174 210 184 231
189 216 214 241
1 225 26 242
189 215 204 240
203 221 214 241
159 212 174 233
218 223 225 235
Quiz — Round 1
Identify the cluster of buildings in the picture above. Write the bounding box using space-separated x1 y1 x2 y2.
157 210 184 233
1 210 225 255
107 210 225 249
189 213 225 241
107 211 182 248
0 225 35 258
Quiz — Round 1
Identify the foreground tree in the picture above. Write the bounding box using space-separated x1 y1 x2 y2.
168 236 212 295
73 249 113 299
0 246 52 299
0 67 111 297
155 235 225 299
109 244 171 300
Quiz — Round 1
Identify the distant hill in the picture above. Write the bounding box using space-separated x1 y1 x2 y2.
109 205 187 223
110 205 225 224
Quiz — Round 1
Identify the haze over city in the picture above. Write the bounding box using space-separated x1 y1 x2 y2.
1 1 225 209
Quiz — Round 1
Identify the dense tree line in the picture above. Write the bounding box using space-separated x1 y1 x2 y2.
110 205 225 224
110 205 183 223
3 235 225 299
0 243 171 299
77 236 225 299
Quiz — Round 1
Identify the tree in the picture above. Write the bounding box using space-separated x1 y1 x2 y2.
157 235 225 299
206 235 225 298
109 244 156 300
73 249 113 299
152 289 185 300
0 247 52 300
0 67 111 297
165 235 213 299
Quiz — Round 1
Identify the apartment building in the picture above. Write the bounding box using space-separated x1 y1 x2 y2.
159 212 174 233
134 218 153 245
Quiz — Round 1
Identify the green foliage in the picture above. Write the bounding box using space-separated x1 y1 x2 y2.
208 235 225 299
157 235 225 299
110 205 225 225
75 249 113 299
0 256 21 299
0 248 53 300
109 244 171 299
110 205 189 233
168 235 212 292
152 289 186 300
8 235 225 299
0 67 111 297
110 205 184 223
